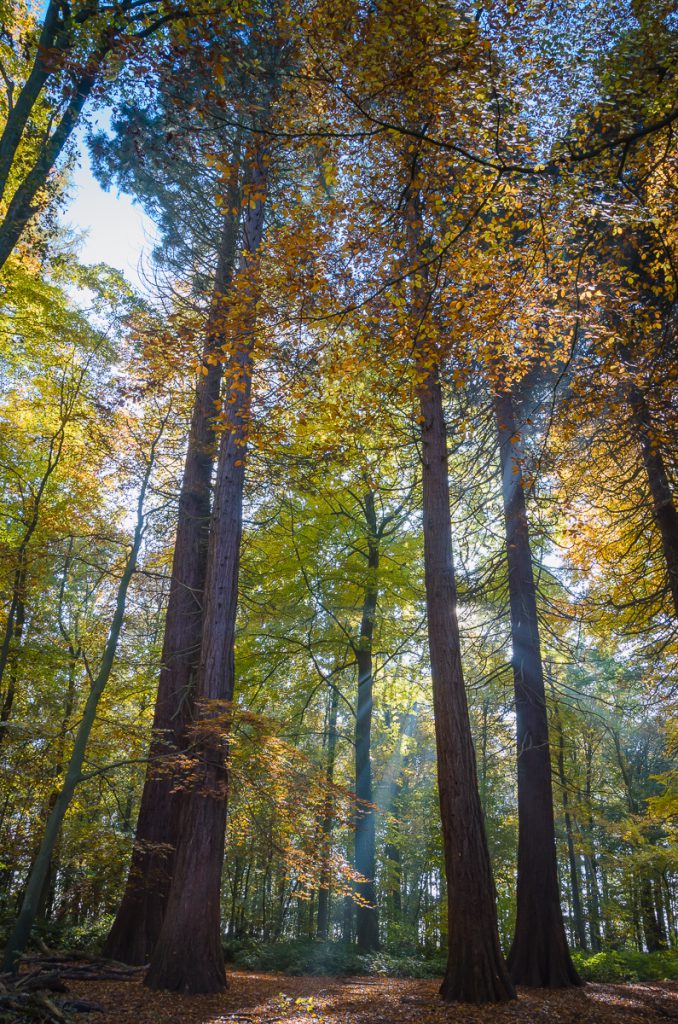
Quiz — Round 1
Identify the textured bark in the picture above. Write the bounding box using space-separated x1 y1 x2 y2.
495 388 580 988
420 369 514 1004
354 491 380 952
103 190 241 966
144 148 266 994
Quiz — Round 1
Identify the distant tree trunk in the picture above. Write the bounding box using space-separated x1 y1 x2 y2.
583 740 602 952
640 876 666 952
103 175 242 966
0 417 69 734
611 728 667 951
35 639 79 925
419 367 514 1003
0 577 25 746
144 146 267 995
227 858 242 939
550 688 587 951
383 767 403 943
353 491 379 952
615 340 678 618
342 892 353 944
653 878 669 948
317 681 339 940
2 431 159 973
628 383 678 618
661 872 676 947
494 388 580 988
378 708 416 941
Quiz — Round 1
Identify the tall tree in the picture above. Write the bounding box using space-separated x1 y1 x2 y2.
494 384 580 987
103 158 242 966
144 132 268 992
418 362 515 1003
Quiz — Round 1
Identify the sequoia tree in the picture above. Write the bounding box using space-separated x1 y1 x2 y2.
144 132 268 992
103 178 242 964
494 384 580 987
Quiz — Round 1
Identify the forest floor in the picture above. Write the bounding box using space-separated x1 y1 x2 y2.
63 970 678 1024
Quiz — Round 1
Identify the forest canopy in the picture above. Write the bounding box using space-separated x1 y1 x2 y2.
0 0 676 1013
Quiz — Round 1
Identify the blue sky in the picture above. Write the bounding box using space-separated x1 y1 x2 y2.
61 126 156 292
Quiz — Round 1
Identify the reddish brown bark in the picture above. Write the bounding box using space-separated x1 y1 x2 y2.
494 388 580 988
104 189 241 966
419 368 515 1004
144 147 267 994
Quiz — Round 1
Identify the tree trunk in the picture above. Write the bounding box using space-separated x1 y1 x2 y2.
0 63 102 269
0 418 68 715
419 368 514 1003
0 0 65 203
640 875 666 951
583 741 602 952
494 388 580 987
378 709 416 941
627 382 678 617
653 877 669 948
353 491 379 951
0 577 25 746
550 689 587 951
317 681 339 940
103 178 241 966
144 146 267 994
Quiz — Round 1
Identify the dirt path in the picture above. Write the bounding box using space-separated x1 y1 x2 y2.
66 971 678 1024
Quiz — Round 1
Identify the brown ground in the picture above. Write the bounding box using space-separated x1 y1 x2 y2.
67 971 678 1024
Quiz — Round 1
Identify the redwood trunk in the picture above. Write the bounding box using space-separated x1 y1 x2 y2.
144 150 266 994
104 197 241 965
494 388 580 987
420 369 514 1003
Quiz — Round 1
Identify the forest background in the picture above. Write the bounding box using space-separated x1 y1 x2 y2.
0 0 676 1009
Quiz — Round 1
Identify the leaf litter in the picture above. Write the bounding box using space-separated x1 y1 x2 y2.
32 970 677 1024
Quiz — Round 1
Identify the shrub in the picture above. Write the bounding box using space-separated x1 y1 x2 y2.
222 939 446 977
572 950 678 983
